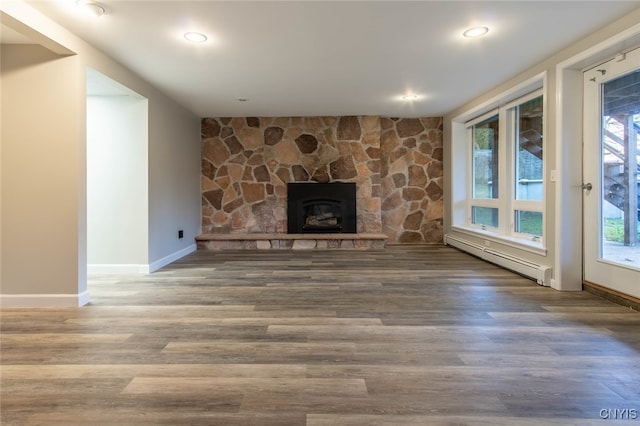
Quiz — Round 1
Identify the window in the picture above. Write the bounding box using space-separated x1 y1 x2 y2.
470 112 500 229
512 93 544 238
465 89 544 242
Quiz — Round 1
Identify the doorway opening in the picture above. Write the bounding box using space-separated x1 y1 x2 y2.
86 68 150 274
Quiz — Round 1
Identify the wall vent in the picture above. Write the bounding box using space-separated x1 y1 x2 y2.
444 234 552 286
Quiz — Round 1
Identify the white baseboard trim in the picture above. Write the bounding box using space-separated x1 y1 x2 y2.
78 290 92 306
149 244 197 273
87 264 150 274
0 291 91 308
87 244 197 275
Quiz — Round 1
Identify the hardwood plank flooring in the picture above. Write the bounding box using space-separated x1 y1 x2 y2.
1 245 639 425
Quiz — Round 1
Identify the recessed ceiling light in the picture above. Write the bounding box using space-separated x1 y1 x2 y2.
401 94 419 101
463 26 489 38
184 32 208 43
76 0 106 17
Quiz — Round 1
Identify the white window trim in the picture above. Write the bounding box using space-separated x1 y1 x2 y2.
467 89 545 238
451 72 547 252
508 89 546 241
466 109 500 128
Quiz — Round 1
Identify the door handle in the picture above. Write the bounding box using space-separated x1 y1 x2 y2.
582 183 593 191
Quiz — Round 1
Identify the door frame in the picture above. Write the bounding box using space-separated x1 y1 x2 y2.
582 50 640 298
554 24 640 292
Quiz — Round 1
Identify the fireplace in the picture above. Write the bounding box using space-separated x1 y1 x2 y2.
287 182 356 234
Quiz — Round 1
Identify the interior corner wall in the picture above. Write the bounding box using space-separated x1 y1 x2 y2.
87 95 148 267
1 44 83 302
147 101 201 270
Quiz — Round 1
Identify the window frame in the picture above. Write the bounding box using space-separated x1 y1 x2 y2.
507 89 545 242
459 85 546 248
468 109 501 230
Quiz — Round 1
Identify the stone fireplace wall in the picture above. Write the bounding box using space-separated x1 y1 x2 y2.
201 115 443 243
380 118 443 243
201 116 382 235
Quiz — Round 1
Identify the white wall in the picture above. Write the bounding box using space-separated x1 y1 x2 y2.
1 44 85 305
0 1 201 306
148 95 202 271
87 95 149 269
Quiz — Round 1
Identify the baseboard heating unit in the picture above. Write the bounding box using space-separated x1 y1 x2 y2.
444 234 552 286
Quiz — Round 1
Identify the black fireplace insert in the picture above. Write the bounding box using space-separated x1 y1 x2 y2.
287 182 356 234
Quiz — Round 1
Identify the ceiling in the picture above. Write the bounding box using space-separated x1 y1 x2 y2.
7 1 640 117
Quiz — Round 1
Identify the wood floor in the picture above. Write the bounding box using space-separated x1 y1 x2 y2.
2 245 639 425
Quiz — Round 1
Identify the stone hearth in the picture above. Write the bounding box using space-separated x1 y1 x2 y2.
196 232 387 250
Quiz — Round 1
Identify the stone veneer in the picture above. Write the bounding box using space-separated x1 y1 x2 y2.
201 116 443 244
380 117 443 243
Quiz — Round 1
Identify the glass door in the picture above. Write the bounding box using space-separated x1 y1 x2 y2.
583 47 640 299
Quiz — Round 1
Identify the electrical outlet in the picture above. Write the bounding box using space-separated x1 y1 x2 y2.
178 230 184 239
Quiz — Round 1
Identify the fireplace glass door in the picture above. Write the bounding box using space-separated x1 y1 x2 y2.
287 182 356 234
302 200 343 232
